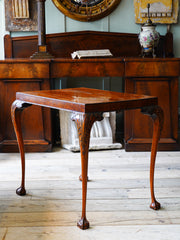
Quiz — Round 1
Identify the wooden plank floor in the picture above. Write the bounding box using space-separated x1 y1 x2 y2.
0 148 180 239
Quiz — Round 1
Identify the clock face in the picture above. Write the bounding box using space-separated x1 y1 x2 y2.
52 0 121 21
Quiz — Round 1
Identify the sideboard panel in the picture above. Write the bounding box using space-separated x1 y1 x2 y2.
0 61 52 152
125 76 179 151
124 58 180 151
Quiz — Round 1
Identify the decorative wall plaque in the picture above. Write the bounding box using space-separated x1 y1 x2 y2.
134 0 179 24
5 0 37 31
51 0 122 22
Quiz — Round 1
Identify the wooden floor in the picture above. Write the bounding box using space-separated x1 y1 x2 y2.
0 148 180 239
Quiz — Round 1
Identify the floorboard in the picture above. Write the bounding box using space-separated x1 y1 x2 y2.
0 148 179 239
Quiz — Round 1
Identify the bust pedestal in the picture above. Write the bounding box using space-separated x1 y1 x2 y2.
60 111 122 151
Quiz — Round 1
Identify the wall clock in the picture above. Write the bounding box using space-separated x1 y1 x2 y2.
52 0 121 21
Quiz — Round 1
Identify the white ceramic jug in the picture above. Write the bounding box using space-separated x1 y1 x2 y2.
138 3 160 57
139 25 160 54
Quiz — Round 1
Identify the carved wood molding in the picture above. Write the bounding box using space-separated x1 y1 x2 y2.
5 0 37 31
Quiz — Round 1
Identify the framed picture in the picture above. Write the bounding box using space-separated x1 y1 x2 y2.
5 0 37 31
134 0 179 24
51 0 122 22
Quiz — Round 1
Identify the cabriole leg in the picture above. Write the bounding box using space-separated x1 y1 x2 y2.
11 100 31 196
72 112 103 230
141 105 164 210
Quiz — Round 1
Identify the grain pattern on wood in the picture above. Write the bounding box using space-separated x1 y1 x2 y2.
0 149 179 238
2 31 179 152
4 31 173 59
2 226 180 240
0 60 52 152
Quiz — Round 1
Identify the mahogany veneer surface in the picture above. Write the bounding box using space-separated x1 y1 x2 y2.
16 87 158 113
4 31 173 59
124 58 180 151
0 59 52 152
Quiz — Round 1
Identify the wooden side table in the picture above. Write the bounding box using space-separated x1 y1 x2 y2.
11 87 164 230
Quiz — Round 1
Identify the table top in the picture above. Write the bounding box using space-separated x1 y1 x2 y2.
16 87 158 113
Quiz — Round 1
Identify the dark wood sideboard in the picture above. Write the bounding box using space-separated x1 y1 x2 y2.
1 30 179 152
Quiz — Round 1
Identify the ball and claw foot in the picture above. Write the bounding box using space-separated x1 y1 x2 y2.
16 186 26 196
150 200 161 210
77 217 90 230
